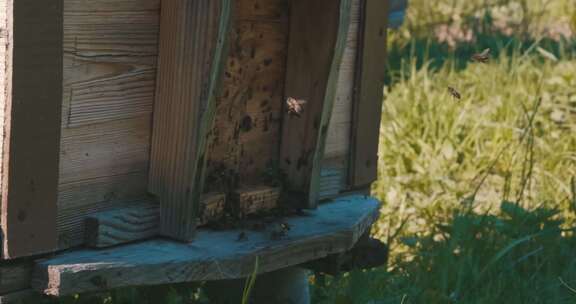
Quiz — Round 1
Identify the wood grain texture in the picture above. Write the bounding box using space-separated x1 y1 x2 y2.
32 195 380 296
149 0 232 241
0 262 32 294
280 0 352 208
323 0 361 160
0 0 6 200
85 200 159 248
57 0 161 251
205 0 289 193
84 194 226 248
1 0 62 259
350 0 389 187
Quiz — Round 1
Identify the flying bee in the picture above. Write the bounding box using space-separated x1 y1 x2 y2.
286 97 307 118
447 86 461 100
471 48 490 63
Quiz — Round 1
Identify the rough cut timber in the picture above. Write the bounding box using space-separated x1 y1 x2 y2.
84 200 159 248
84 194 226 248
231 186 280 216
321 0 362 198
32 195 380 296
1 0 63 259
350 0 390 187
58 0 161 250
149 0 232 241
280 0 352 208
205 0 289 194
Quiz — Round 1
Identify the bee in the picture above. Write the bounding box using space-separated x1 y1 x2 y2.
280 222 291 231
270 222 291 240
237 231 247 242
286 97 307 118
471 48 490 63
447 86 461 100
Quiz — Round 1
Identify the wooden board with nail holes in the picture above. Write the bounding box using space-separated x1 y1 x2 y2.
280 0 352 208
232 186 280 216
1 0 62 259
84 194 227 248
350 0 390 187
57 0 161 251
32 195 380 296
149 0 232 241
204 0 289 194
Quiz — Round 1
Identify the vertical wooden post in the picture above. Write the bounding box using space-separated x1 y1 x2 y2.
1 0 63 258
350 0 389 187
280 0 352 208
149 0 232 241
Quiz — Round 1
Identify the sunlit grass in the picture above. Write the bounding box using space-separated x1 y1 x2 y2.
311 45 576 304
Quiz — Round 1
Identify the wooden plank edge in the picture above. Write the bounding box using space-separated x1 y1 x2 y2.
231 186 280 216
32 195 380 296
85 194 226 248
307 0 353 207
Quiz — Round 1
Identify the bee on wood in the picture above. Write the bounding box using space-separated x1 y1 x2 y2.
286 97 307 118
237 231 247 242
270 222 291 240
280 222 291 232
447 86 461 100
471 48 490 63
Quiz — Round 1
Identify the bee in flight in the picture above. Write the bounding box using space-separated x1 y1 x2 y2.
448 86 461 100
286 97 307 118
471 48 490 63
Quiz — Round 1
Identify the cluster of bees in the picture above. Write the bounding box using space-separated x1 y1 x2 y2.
448 48 491 100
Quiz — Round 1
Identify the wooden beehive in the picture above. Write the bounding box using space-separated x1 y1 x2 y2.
0 0 388 267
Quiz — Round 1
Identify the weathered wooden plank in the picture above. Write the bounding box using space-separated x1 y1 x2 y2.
62 9 159 127
0 262 32 294
232 186 280 216
280 0 352 208
85 200 159 248
0 0 7 200
324 0 361 162
32 195 380 296
205 0 288 194
350 0 389 187
65 0 159 11
57 0 161 251
149 0 232 241
1 0 63 259
84 194 226 248
59 117 150 185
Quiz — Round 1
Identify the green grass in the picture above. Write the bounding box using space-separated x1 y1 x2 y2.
311 15 576 304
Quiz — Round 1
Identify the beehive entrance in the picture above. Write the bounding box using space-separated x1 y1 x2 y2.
204 0 288 194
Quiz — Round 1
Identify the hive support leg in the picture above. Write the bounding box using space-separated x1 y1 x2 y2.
204 267 311 304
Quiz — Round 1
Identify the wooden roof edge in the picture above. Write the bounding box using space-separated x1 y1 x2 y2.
31 195 381 297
